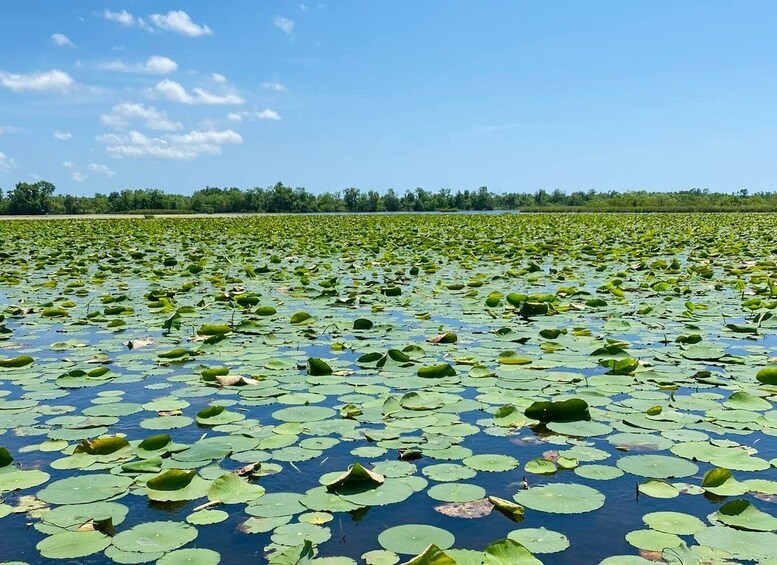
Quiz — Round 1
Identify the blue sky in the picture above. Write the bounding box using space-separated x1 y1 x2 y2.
1 1 776 195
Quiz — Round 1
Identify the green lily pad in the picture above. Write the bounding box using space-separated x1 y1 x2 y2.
625 529 683 551
716 500 777 531
483 538 541 565
38 474 132 504
506 527 570 553
378 525 455 555
642 511 706 535
513 483 605 514
157 548 221 565
112 521 198 554
463 454 519 472
36 530 112 559
694 527 777 560
427 483 486 503
207 473 265 504
616 455 698 479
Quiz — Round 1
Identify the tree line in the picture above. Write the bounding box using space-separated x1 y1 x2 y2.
1 180 776 215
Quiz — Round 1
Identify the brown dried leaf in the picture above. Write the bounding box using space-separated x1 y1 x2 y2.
126 338 155 350
434 498 493 519
158 410 182 417
215 374 258 387
233 463 258 477
753 492 777 504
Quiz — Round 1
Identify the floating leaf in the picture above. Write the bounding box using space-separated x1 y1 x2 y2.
112 521 198 554
487 496 525 521
616 455 698 479
512 483 605 514
74 436 130 455
0 355 33 368
38 475 132 504
417 364 456 378
506 528 569 554
307 357 333 376
378 525 455 555
524 399 590 423
207 473 265 504
36 531 112 559
483 538 541 565
717 499 777 531
325 463 384 492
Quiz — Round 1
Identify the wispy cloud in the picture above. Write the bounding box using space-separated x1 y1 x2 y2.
88 163 116 177
273 16 295 35
0 126 21 135
153 79 244 105
51 33 75 48
149 10 213 36
98 129 242 161
98 55 178 74
102 8 137 27
71 171 88 182
227 109 281 122
262 80 287 92
100 103 182 131
0 69 74 92
53 130 73 141
102 8 211 36
0 151 16 171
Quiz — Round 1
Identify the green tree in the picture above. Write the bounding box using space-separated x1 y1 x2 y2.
6 181 56 214
343 187 360 212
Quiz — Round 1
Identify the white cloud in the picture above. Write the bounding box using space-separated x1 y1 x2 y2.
71 171 88 183
53 130 73 141
62 161 75 168
0 69 74 92
88 163 116 177
51 33 75 48
148 10 212 37
103 8 135 26
98 128 242 161
0 151 16 171
101 9 153 31
228 109 282 122
211 73 226 83
262 80 287 92
273 16 295 34
167 129 242 145
153 79 244 105
100 103 182 131
99 55 178 74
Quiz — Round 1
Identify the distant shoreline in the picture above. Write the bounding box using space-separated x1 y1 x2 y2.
1 209 776 220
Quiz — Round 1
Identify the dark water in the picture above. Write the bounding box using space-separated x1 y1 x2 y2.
0 314 774 564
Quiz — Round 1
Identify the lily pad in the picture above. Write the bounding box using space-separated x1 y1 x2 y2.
378 525 455 555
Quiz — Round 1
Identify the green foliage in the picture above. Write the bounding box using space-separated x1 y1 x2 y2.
5 181 55 214
4 180 777 215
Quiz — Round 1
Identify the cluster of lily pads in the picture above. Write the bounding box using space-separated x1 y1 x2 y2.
0 213 775 564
